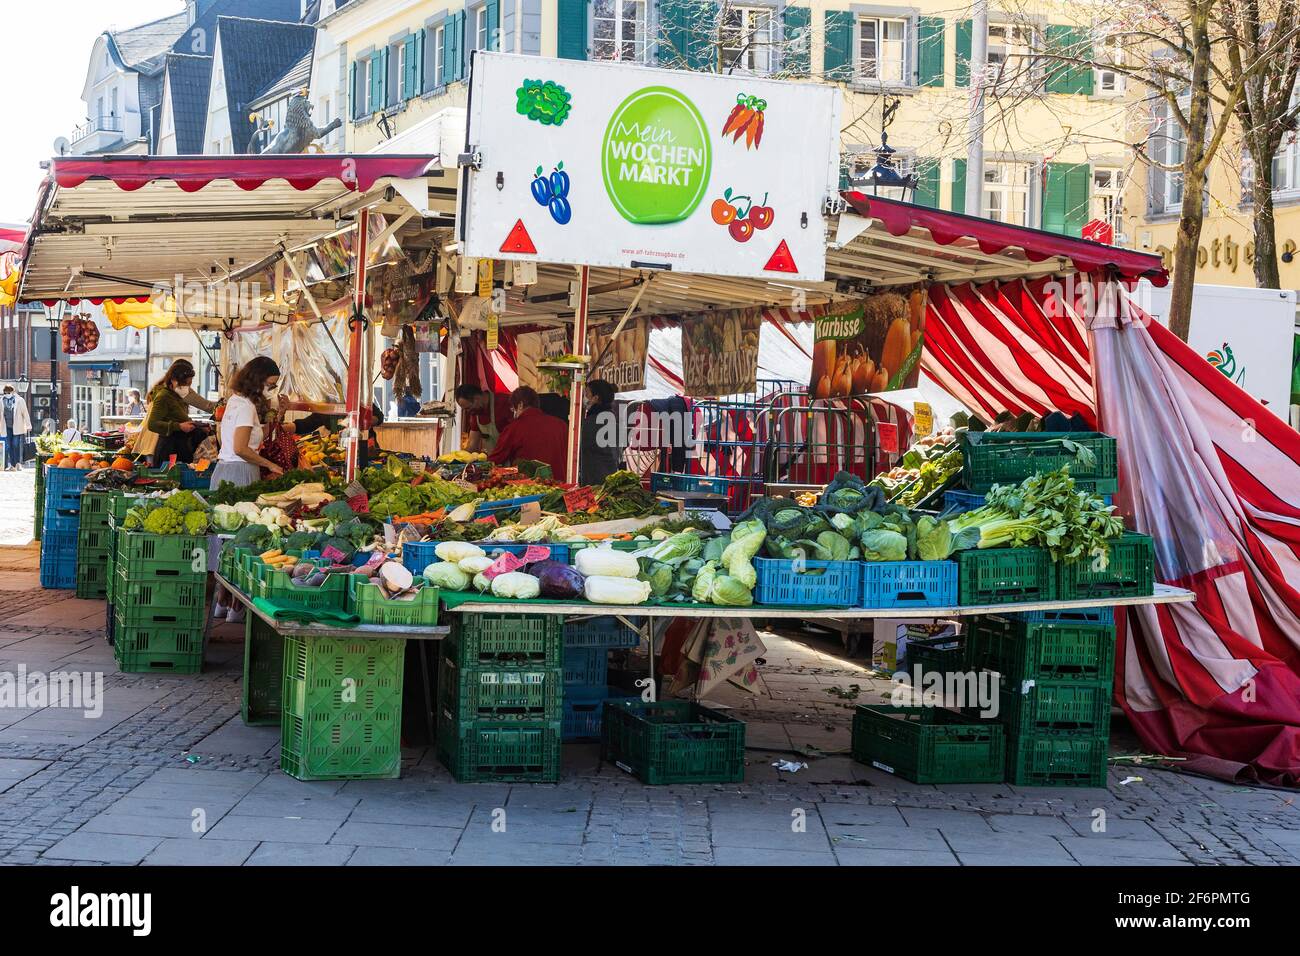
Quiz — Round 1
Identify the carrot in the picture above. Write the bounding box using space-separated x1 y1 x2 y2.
721 103 746 136
752 111 765 148
583 532 612 540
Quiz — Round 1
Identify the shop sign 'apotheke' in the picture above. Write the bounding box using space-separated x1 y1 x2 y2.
460 52 841 282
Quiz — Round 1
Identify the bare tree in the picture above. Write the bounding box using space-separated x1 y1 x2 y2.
1217 0 1300 288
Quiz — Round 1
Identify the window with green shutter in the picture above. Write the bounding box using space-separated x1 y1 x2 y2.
1042 162 1090 236
954 19 972 87
659 0 714 70
485 0 499 51
369 51 384 113
556 0 588 60
1043 25 1093 95
452 11 466 80
782 6 811 76
823 10 853 80
349 61 358 119
403 33 420 100
912 159 940 206
916 16 945 87
949 158 967 213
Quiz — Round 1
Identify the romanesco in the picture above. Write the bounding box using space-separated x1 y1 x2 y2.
165 490 206 515
142 506 183 534
183 511 209 535
123 506 147 530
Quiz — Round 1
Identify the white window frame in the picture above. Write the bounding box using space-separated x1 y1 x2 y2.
1091 167 1124 233
397 41 408 100
1152 100 1186 213
475 6 489 52
433 25 446 86
1094 35 1125 95
857 15 909 85
987 22 1039 90
361 56 373 114
591 0 648 64
720 6 777 75
1271 85 1300 196
981 160 1034 227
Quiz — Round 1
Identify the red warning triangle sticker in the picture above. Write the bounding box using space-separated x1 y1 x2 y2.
763 239 798 274
500 219 537 254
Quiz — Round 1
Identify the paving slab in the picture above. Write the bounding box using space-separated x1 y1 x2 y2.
143 839 258 866
44 831 163 864
244 842 357 866
202 814 344 844
330 821 461 851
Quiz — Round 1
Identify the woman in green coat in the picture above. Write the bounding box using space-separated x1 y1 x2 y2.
143 359 215 466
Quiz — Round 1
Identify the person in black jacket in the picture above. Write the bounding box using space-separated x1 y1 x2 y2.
579 379 623 487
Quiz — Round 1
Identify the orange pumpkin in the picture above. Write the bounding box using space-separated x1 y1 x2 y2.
112 457 133 472
48 452 64 465
880 318 912 382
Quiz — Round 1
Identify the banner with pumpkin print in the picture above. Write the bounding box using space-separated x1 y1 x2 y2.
809 289 926 399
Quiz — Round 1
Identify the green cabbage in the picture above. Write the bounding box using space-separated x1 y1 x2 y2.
710 574 753 606
916 515 955 562
702 536 727 563
860 529 908 562
692 561 718 603
643 532 703 565
425 561 470 590
639 560 674 597
720 519 766 590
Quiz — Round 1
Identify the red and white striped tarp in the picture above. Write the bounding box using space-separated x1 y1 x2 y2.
927 276 1300 785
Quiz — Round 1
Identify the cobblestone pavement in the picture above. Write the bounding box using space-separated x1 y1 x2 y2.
1 538 1297 865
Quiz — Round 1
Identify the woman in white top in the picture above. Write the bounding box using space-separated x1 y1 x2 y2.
210 356 284 623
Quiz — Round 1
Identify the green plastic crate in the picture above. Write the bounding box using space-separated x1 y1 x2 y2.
445 613 563 665
115 531 209 580
1006 732 1108 787
242 616 282 726
280 634 404 781
1057 533 1155 602
75 558 110 601
995 679 1113 737
905 636 964 675
111 575 207 610
351 581 440 626
960 431 1118 494
77 526 111 552
114 618 205 674
851 705 1005 784
965 615 1116 683
438 652 562 722
80 491 112 523
256 565 350 610
601 699 746 785
436 711 561 782
114 600 207 631
955 547 1056 606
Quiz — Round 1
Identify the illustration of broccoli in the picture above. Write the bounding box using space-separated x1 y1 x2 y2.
515 79 573 127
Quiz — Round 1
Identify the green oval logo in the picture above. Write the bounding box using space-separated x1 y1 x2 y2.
602 86 712 225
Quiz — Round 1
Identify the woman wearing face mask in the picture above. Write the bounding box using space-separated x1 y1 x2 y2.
579 378 622 487
210 357 284 624
142 359 215 466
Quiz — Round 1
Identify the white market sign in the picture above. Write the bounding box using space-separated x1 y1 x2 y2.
460 52 842 282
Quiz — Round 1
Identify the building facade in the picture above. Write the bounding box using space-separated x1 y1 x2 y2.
317 0 1128 237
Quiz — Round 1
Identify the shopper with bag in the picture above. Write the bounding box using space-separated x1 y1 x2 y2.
210 356 284 624
143 359 215 466
0 384 31 470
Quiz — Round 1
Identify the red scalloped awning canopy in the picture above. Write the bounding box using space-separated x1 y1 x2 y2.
50 154 435 193
844 192 1169 286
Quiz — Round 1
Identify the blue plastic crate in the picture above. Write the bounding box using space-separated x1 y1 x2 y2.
401 539 569 575
43 500 83 533
860 561 959 609
178 465 211 490
564 647 609 686
474 494 545 517
753 558 859 608
44 466 91 500
40 529 79 589
563 686 636 741
1013 607 1115 625
564 616 643 649
650 472 763 515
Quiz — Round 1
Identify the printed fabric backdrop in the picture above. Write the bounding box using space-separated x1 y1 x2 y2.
809 288 927 398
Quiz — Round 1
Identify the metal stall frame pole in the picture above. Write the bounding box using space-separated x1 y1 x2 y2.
565 265 591 483
344 208 371 481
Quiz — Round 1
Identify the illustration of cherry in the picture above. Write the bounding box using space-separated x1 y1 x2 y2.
728 218 755 242
711 198 737 225
749 193 774 230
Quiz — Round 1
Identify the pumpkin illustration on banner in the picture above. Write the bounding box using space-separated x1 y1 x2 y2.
809 289 926 399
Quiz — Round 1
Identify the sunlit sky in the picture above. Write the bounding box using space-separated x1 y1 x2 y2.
0 2 185 226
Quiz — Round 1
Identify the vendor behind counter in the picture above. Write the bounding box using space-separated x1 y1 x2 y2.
488 386 569 482
289 402 385 468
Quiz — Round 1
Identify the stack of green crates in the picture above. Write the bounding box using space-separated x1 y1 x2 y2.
33 452 48 542
111 529 209 674
281 633 404 780
75 491 114 600
437 613 563 783
965 609 1116 786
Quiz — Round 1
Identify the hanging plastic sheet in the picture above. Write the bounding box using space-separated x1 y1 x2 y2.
1094 282 1300 785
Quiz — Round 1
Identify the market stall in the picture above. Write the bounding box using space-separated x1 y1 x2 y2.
30 54 1295 788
